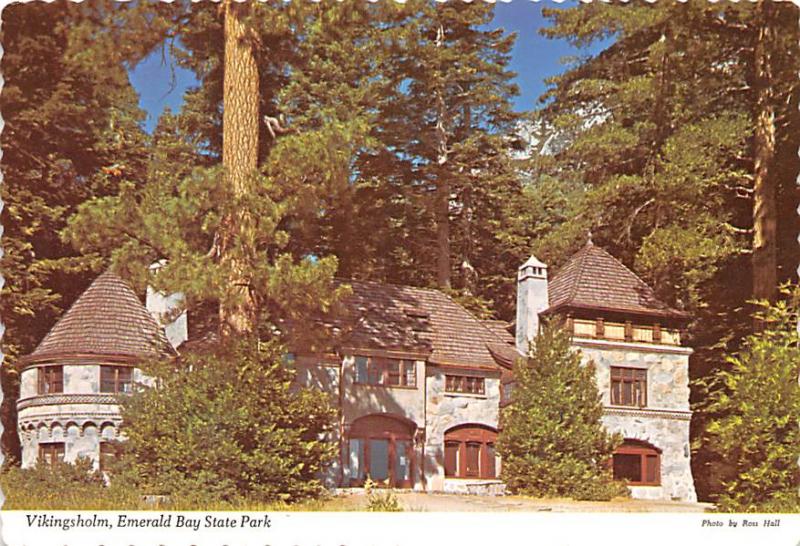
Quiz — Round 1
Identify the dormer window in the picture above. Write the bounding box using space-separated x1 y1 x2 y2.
37 366 63 394
100 366 133 394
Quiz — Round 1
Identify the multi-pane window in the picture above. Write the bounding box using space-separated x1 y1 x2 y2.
445 375 485 395
443 425 498 479
610 366 647 407
100 366 133 394
612 441 661 485
354 357 416 387
38 442 65 465
37 366 63 394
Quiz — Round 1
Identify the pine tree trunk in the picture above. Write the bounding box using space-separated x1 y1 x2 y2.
434 23 451 290
220 0 259 335
752 0 777 303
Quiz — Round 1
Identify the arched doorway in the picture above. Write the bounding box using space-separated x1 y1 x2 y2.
444 424 498 479
612 439 661 486
347 414 416 488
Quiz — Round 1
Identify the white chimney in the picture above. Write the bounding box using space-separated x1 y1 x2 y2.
146 262 188 350
515 255 549 354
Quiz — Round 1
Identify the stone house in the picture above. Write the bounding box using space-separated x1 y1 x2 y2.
17 241 696 501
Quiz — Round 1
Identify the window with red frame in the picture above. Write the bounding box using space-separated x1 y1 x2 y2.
445 374 485 395
443 425 498 479
100 366 134 394
612 440 661 485
37 366 63 394
354 357 416 387
610 367 647 407
38 442 64 465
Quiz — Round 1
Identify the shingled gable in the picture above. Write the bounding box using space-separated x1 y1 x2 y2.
335 280 512 371
21 270 173 364
545 241 689 322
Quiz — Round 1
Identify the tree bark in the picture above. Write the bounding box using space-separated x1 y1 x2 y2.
751 0 777 303
220 0 259 335
434 23 451 290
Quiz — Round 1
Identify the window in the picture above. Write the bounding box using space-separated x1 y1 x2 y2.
501 383 514 405
610 366 647 407
612 440 661 485
99 442 120 472
444 441 459 477
465 442 481 477
354 357 416 387
347 414 416 488
38 442 65 465
443 425 498 479
100 366 133 394
445 375 485 395
37 366 63 394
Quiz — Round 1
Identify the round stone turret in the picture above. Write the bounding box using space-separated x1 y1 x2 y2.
17 270 173 469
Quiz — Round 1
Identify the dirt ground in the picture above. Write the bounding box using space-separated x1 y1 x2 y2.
330 491 712 512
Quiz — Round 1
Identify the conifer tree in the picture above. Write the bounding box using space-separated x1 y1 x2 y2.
497 322 625 501
0 1 151 463
703 289 800 512
117 339 337 504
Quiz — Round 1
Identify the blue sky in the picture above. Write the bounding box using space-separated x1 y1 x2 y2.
129 2 604 133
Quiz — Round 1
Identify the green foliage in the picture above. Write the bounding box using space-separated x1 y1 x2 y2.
0 1 152 463
498 322 626 501
116 338 337 505
703 289 800 513
363 478 403 512
0 458 145 510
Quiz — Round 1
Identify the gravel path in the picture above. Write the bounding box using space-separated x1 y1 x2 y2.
333 491 712 512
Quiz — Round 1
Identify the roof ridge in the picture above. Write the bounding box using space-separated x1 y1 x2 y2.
32 268 115 353
568 243 591 306
336 277 443 296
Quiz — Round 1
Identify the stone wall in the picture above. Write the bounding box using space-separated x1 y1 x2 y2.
574 339 696 502
18 362 137 468
602 410 696 502
294 356 341 487
423 367 501 492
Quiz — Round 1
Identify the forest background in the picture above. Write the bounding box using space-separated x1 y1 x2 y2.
2 0 798 504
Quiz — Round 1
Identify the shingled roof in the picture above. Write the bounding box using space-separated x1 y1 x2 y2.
22 270 173 364
545 241 688 321
335 280 512 370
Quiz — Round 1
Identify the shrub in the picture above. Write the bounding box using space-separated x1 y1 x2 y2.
117 337 338 505
497 321 627 501
704 290 800 512
363 478 403 512
0 458 146 510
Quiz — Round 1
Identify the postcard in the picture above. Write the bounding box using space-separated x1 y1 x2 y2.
1 0 799 544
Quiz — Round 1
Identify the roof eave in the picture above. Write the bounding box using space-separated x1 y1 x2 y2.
541 302 691 323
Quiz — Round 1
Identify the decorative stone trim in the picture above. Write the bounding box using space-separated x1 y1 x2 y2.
19 412 122 426
603 406 692 421
572 337 694 356
17 394 120 410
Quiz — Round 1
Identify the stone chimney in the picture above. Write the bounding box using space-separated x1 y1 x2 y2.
515 255 549 354
146 262 188 350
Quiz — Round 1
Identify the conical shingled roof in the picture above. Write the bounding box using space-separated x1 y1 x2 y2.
546 241 689 321
22 270 173 363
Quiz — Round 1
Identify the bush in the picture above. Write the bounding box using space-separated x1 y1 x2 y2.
497 321 627 501
0 458 146 510
704 290 800 512
117 337 337 505
363 479 403 512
